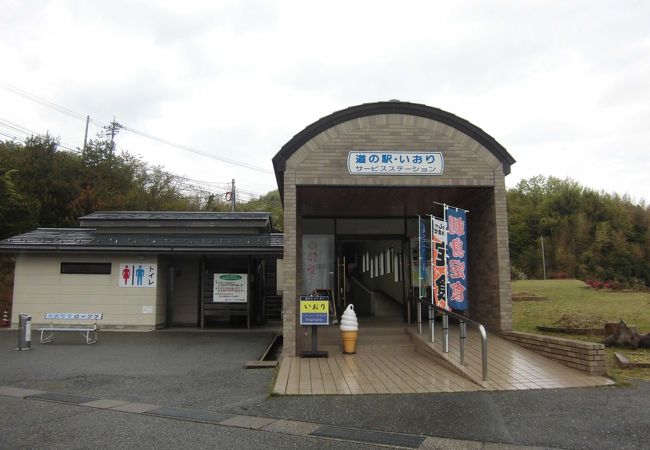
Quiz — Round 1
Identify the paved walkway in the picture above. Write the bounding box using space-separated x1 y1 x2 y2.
274 322 612 395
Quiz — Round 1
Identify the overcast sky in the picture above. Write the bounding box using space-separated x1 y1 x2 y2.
1 0 649 204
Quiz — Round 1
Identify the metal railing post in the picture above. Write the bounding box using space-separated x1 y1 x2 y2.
479 325 488 381
442 311 449 353
416 299 489 381
428 304 434 343
459 319 466 365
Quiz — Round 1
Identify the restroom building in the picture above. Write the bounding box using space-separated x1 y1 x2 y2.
2 212 283 329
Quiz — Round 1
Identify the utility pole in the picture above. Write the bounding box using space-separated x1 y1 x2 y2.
231 179 236 212
104 117 122 155
541 236 547 280
82 115 89 152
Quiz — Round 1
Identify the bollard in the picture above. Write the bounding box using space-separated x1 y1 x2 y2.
442 311 449 353
16 313 32 351
428 304 435 343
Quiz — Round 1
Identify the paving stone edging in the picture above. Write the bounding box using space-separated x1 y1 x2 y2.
0 385 552 449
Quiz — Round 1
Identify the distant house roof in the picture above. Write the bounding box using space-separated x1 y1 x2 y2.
0 228 283 255
272 100 516 200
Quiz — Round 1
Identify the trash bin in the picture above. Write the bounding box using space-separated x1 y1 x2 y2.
16 313 31 351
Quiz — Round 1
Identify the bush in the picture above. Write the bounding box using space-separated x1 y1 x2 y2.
510 265 527 280
550 272 570 279
587 280 603 289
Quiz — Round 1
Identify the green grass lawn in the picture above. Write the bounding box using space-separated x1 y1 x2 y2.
511 279 650 382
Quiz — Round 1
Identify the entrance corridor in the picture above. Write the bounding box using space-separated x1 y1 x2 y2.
273 320 614 395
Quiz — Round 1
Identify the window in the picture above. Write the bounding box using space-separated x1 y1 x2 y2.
60 262 112 275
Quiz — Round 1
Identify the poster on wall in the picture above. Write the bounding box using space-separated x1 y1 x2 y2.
119 263 157 287
213 273 248 303
431 217 450 310
302 235 334 293
446 207 468 310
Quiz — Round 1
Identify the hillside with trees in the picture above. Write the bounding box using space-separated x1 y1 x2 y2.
0 134 242 240
1 136 648 291
508 176 650 288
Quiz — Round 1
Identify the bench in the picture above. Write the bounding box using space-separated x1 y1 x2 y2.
37 313 102 345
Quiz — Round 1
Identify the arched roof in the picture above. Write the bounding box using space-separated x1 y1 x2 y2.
272 100 516 198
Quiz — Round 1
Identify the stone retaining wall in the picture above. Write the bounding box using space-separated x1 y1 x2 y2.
501 331 606 375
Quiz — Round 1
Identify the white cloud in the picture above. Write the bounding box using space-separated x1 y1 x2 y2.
1 0 648 203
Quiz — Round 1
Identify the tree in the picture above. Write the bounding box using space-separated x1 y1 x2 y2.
508 175 650 287
0 168 37 239
238 190 283 231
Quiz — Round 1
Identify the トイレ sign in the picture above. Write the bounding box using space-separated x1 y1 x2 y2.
348 151 444 175
119 263 157 288
213 273 248 303
299 295 329 325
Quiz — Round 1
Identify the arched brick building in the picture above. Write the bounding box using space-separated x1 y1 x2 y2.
273 101 516 356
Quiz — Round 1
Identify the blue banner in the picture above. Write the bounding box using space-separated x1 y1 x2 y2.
446 208 468 310
418 216 431 296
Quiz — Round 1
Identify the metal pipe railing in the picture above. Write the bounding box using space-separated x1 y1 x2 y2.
349 276 374 315
417 299 488 381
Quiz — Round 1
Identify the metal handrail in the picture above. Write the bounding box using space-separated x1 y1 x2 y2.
349 276 373 295
416 298 488 381
349 276 375 315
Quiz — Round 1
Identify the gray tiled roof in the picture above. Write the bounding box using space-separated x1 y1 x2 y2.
0 228 284 254
80 211 272 221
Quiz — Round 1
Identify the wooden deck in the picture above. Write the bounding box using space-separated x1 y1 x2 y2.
273 320 613 395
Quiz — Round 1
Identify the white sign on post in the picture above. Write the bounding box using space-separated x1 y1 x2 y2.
213 274 248 303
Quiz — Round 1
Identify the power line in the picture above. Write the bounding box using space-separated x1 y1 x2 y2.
0 80 86 121
0 117 78 152
116 123 273 174
178 175 266 198
1 80 274 175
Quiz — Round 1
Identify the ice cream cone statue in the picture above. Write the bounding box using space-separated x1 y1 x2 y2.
340 304 358 354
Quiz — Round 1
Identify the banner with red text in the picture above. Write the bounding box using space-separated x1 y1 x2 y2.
431 216 449 310
446 207 468 310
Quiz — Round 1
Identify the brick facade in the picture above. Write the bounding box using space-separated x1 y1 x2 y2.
502 331 607 375
277 105 515 356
